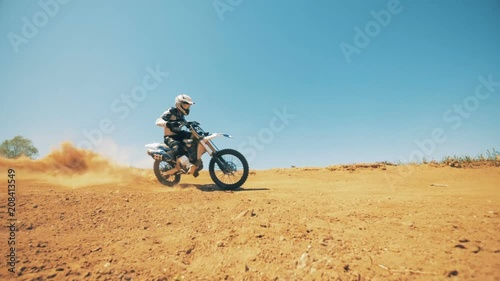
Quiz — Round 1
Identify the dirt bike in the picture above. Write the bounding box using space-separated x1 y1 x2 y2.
145 121 249 190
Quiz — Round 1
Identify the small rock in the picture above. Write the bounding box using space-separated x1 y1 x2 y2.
235 210 248 219
402 221 414 227
91 247 102 252
448 270 458 277
250 210 257 217
343 264 350 272
297 253 309 269
430 183 448 187
454 244 466 249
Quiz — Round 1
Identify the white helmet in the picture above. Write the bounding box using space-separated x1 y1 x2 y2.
175 94 195 115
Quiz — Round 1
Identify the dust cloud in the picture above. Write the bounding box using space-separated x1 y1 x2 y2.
0 142 153 188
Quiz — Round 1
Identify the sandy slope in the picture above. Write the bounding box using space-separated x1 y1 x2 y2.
0 147 499 280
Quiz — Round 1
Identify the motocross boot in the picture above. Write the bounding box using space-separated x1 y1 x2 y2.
187 164 198 176
191 160 203 178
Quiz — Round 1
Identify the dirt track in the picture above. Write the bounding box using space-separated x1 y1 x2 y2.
0 147 499 280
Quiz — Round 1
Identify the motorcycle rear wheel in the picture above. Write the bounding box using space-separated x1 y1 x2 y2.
209 149 249 190
153 160 181 187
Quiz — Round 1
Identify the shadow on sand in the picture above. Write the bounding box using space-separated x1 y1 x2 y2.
179 183 270 192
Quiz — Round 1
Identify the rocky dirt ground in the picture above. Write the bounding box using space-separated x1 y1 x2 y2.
0 145 499 280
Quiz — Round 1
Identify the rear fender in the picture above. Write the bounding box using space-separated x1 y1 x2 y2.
145 143 170 151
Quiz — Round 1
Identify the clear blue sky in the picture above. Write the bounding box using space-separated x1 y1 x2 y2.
1 0 499 169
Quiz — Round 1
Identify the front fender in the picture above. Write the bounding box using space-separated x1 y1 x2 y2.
203 133 233 141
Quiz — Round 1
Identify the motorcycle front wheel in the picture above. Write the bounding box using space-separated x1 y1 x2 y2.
209 149 249 190
153 160 181 187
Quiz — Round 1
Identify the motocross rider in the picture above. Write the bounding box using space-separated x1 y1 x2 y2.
155 94 197 175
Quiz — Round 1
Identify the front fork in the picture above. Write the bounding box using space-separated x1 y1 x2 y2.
200 139 229 173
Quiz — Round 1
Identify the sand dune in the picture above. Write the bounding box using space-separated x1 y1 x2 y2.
0 144 499 280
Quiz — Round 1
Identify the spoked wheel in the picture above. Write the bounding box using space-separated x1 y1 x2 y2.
153 160 181 187
209 149 249 190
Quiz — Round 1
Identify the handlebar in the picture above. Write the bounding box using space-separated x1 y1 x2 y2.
179 121 200 127
179 121 209 136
